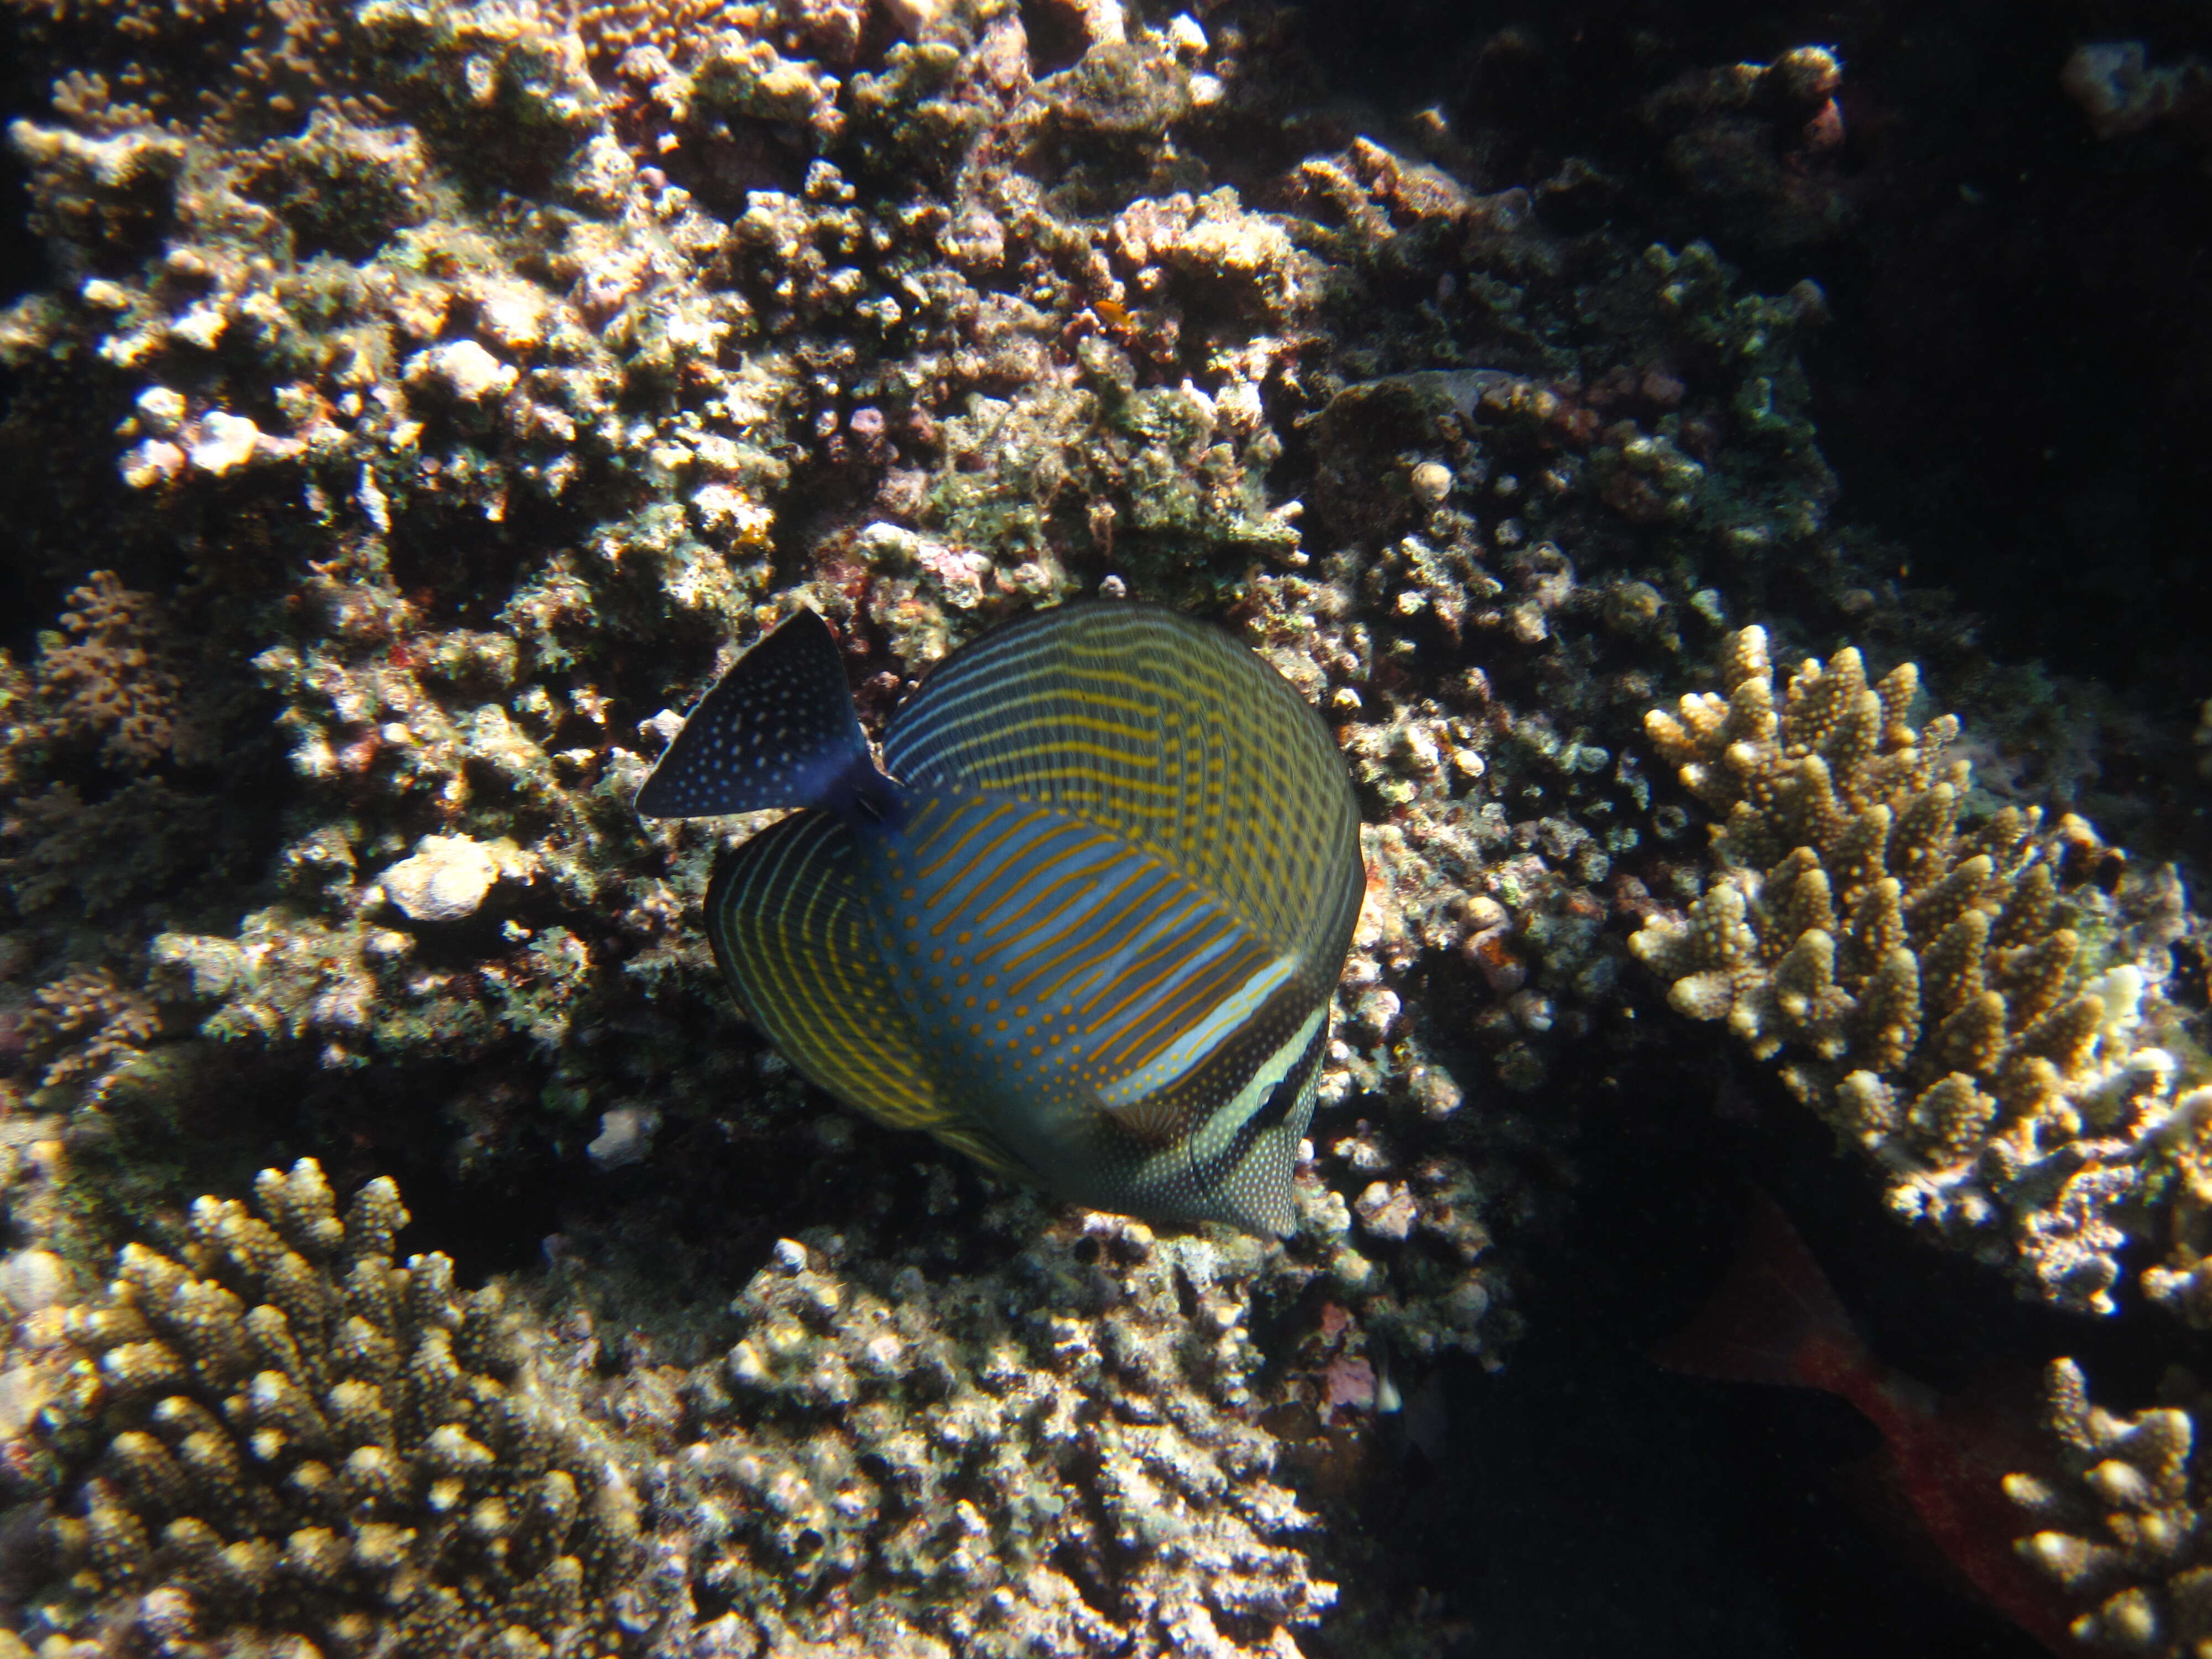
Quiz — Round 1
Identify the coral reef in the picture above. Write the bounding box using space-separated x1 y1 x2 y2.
14 966 163 1100
0 0 1877 1160
2062 42 2212 147
621 1208 1335 1658
1629 626 2203 1314
2008 1358 2212 1655
4 1158 644 1656
1 0 2206 1648
1634 45 1851 255
14 573 208 774
0 1149 1496 1656
0 570 232 945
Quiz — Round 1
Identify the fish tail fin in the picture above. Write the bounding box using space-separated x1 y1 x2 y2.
637 609 890 820
1652 1191 1867 1395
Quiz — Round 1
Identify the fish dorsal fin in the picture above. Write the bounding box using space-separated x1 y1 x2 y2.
706 811 1027 1184
638 610 878 820
884 603 1363 968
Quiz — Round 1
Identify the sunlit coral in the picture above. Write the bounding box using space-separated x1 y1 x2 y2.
1631 627 2200 1313
2008 1358 2212 1654
17 1159 644 1656
639 1215 1334 1657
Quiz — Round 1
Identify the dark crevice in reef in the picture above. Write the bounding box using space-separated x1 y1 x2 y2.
51 1052 567 1283
1287 0 2210 711
0 167 41 314
372 1119 571 1285
0 553 41 662
1303 981 2195 1659
1018 0 1096 79
0 13 49 310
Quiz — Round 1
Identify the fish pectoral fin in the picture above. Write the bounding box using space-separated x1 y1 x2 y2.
927 1121 1039 1188
1094 1087 1201 1149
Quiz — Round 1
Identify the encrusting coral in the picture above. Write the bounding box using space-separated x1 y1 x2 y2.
7 1158 643 1657
619 1210 1337 1659
1630 625 2203 1315
2007 1358 2212 1656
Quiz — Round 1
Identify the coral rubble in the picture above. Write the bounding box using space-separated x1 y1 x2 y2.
1630 627 2202 1315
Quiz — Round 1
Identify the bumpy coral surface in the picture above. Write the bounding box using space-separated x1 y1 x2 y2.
7 1159 643 1657
1630 626 2204 1314
633 1211 1333 1658
2008 1358 2212 1656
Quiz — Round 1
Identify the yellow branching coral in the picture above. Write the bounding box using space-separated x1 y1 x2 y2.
2138 1087 2212 1326
2007 1358 2212 1655
18 1159 641 1657
567 0 862 78
15 964 160 1097
567 0 722 65
1631 626 2197 1314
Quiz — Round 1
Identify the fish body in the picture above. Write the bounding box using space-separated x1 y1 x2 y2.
1657 1193 2077 1655
637 603 1364 1233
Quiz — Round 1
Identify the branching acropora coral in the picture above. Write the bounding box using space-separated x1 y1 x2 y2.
14 572 204 773
15 963 160 1097
1630 627 2197 1314
18 1159 641 1656
2007 1358 2212 1655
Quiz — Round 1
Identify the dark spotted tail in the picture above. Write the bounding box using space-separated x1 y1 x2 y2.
637 609 891 821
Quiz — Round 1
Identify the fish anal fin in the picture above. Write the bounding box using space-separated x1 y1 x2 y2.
928 1123 1036 1188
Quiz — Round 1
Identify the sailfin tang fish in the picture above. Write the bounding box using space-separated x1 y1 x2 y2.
638 603 1364 1234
